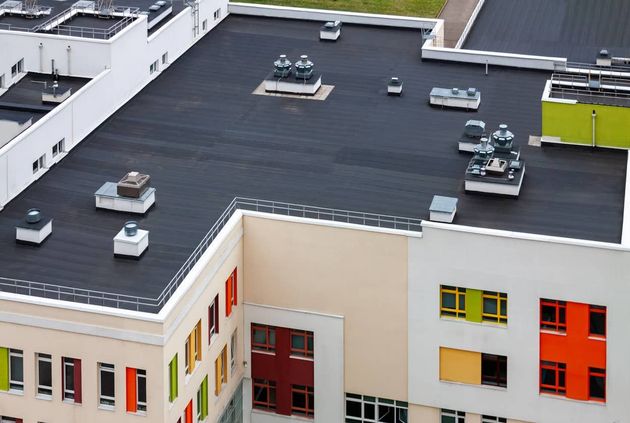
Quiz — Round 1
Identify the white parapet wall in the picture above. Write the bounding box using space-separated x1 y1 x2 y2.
228 2 439 29
454 0 485 49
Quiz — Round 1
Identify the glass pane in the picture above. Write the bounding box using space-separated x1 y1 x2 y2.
346 400 361 417
254 386 267 403
397 408 408 423
101 369 115 397
269 329 276 346
10 355 23 383
292 334 305 350
589 312 605 336
39 359 52 388
541 305 555 322
559 307 566 324
138 377 147 402
483 297 497 314
541 368 555 386
589 375 605 399
253 329 266 345
293 390 306 409
364 403 375 420
269 386 276 404
459 293 465 309
558 370 565 388
441 292 455 309
307 336 314 352
379 404 395 423
500 300 507 316
441 415 455 423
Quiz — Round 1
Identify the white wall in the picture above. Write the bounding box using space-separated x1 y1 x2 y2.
408 224 630 423
0 0 229 210
243 303 344 423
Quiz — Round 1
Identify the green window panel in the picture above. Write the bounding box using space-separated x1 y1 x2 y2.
0 347 8 391
201 375 209 419
465 289 483 323
169 354 178 402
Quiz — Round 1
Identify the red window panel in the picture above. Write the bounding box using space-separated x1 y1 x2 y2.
252 324 276 352
540 299 567 332
225 269 237 317
253 379 277 411
126 367 137 412
588 368 606 401
589 305 606 338
540 361 566 395
290 330 314 358
291 385 314 418
185 400 193 423
61 357 82 403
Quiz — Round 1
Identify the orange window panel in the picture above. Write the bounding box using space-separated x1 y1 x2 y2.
126 367 137 413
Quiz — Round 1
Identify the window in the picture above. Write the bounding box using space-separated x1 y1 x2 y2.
345 393 408 423
441 409 465 423
62 357 82 403
209 295 219 343
186 321 202 374
98 363 115 407
52 139 64 158
149 60 159 74
482 291 507 324
169 354 178 403
291 385 314 418
196 376 208 421
32 155 45 174
253 379 276 411
8 349 23 392
125 368 146 413
225 268 237 317
36 353 52 397
290 330 314 358
230 329 237 372
589 368 605 401
540 299 567 332
589 305 606 337
540 361 566 395
252 324 275 353
214 346 227 396
161 52 168 65
0 74 5 88
440 286 466 318
481 354 507 388
213 8 221 20
481 417 506 423
202 19 207 31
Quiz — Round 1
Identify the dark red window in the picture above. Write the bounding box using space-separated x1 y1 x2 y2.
588 368 605 401
209 294 219 342
589 305 606 338
540 299 567 332
291 385 314 418
252 324 276 353
481 354 507 388
253 379 276 411
540 361 566 395
290 330 314 358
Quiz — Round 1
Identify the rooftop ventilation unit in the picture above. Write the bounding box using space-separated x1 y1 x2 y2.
458 120 486 152
320 20 341 41
295 55 314 80
491 123 520 160
16 208 52 246
273 54 292 78
430 86 481 110
596 49 612 67
387 77 403 96
41 82 72 104
117 171 150 198
429 195 457 223
114 221 149 259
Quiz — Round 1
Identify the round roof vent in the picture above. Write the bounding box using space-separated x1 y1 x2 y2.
273 54 292 78
474 137 494 159
25 208 42 224
295 55 314 80
124 221 139 237
492 124 514 147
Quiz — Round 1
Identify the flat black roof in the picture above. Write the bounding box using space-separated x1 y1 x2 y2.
0 16 625 308
464 0 630 63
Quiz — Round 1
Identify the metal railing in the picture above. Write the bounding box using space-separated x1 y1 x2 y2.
0 198 422 313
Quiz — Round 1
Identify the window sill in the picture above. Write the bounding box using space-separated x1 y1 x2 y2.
539 393 606 406
540 329 567 336
439 380 507 392
128 410 147 417
252 409 314 421
209 333 218 348
98 404 116 412
289 355 314 362
252 350 276 356
36 393 53 401
6 389 24 396
439 316 508 329
588 335 606 341
63 399 80 405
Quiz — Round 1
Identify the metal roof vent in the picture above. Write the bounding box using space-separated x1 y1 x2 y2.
117 171 150 198
295 55 314 80
473 137 494 160
114 221 149 259
273 54 292 78
429 195 458 223
16 208 53 246
467 88 477 97
596 49 613 66
387 77 403 96
492 124 514 151
451 88 459 95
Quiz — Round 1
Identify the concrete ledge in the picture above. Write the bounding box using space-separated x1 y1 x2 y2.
454 0 484 49
228 2 439 29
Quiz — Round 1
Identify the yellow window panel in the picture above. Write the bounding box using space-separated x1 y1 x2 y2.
439 347 481 385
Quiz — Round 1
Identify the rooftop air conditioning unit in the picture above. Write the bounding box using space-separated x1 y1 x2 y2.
117 171 150 198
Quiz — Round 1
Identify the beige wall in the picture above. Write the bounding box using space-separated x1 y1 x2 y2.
243 216 409 401
0 321 163 423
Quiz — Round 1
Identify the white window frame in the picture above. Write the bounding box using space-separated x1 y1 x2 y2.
63 357 75 401
136 369 147 412
98 363 115 408
0 73 5 88
52 139 64 158
202 19 207 31
162 52 168 65
213 8 220 20
196 385 203 421
185 338 191 374
345 394 408 423
33 154 45 174
8 349 23 392
230 329 237 373
149 60 159 75
441 409 465 423
481 416 506 423
36 353 53 397
209 296 218 342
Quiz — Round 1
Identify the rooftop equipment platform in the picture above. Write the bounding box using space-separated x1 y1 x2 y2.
430 87 480 110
